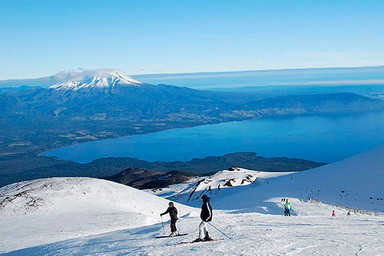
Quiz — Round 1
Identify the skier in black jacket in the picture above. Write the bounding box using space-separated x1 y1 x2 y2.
194 194 213 242
160 202 179 236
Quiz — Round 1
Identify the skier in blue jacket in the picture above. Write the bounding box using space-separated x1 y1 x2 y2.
284 199 293 216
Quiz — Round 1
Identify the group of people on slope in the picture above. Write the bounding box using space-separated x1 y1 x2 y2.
283 198 350 217
161 196 347 241
160 194 213 242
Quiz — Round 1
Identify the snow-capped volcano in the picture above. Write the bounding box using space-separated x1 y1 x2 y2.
49 69 141 90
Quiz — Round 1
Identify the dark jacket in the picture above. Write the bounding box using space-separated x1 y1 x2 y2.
200 197 213 222
161 206 178 220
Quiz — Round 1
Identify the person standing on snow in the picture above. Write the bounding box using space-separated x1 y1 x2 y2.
160 202 179 236
332 210 336 217
284 199 293 216
194 194 213 242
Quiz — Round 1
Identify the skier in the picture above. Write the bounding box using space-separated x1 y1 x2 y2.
284 199 292 216
332 210 336 217
347 210 351 216
194 194 213 242
160 202 179 236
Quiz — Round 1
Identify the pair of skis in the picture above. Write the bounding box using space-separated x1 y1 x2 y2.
155 233 188 239
155 233 223 244
177 238 224 245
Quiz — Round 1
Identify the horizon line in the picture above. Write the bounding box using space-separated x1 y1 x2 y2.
132 64 384 77
1 64 384 81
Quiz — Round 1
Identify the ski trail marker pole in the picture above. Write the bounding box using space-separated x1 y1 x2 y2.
208 222 232 239
161 216 165 233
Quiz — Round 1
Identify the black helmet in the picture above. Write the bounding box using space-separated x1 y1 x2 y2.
201 195 209 201
169 202 174 206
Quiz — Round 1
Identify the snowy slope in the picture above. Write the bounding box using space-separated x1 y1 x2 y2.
49 69 140 90
2 147 384 255
4 205 384 256
211 145 384 214
0 177 195 253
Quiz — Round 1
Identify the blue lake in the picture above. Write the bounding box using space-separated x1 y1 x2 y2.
44 111 384 164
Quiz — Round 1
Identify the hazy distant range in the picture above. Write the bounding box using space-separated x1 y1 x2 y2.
133 66 384 95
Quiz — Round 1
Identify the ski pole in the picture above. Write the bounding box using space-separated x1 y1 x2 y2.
208 222 232 239
161 216 165 233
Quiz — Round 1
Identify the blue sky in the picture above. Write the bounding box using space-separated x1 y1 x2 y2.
0 0 383 79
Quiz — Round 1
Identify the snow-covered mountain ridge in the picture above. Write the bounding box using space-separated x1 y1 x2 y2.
193 168 295 190
49 69 141 90
149 168 294 206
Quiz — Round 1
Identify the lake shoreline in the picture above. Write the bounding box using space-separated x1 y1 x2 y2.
0 151 325 188
43 110 384 164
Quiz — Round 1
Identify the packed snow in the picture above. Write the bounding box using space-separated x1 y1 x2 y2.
49 69 140 90
0 178 195 253
3 202 384 256
1 146 384 255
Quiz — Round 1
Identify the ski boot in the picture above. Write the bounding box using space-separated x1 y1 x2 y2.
204 231 213 241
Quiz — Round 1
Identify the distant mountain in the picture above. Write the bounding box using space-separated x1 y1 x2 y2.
241 92 383 114
104 168 196 189
105 168 162 185
0 70 234 120
49 69 140 90
0 68 140 88
0 69 383 157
